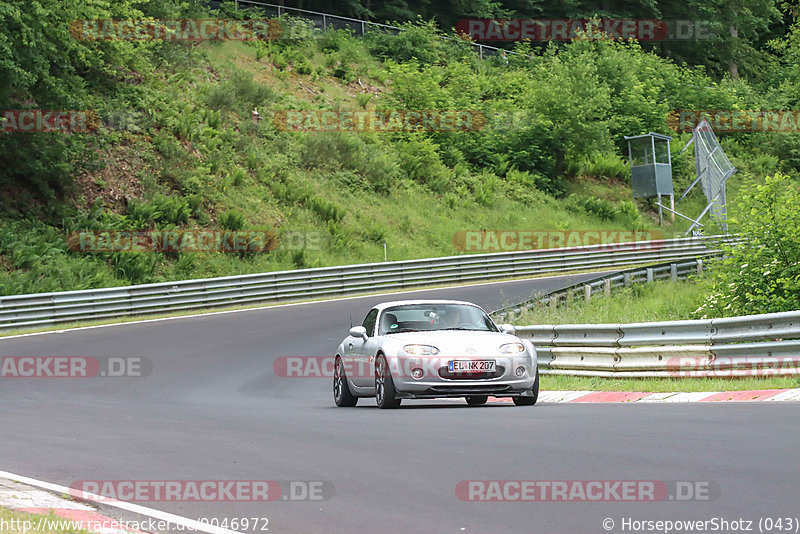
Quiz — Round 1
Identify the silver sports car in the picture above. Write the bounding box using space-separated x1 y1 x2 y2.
333 300 538 408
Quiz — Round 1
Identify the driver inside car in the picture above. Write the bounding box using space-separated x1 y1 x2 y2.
442 308 461 329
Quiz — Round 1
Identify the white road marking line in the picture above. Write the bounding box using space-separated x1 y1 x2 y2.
538 391 596 403
408 389 799 403
0 479 93 510
763 388 800 401
0 471 241 534
655 391 720 402
636 392 681 402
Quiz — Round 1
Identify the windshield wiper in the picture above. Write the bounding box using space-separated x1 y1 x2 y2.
386 328 422 334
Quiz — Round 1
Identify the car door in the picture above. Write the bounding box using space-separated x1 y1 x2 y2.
359 327 385 391
349 308 378 387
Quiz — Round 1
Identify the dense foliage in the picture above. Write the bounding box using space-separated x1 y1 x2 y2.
0 0 799 311
283 0 785 78
695 173 800 317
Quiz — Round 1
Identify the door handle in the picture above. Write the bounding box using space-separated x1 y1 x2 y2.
348 343 354 349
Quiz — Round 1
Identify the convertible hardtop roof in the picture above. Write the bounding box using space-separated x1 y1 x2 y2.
376 299 483 310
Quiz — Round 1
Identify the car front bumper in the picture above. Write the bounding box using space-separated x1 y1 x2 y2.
390 354 536 398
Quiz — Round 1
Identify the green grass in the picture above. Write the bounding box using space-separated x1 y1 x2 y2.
512 278 797 392
1 32 702 296
0 506 91 534
541 374 800 392
513 279 706 325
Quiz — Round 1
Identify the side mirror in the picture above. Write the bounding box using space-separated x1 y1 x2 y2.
499 324 516 335
349 325 368 341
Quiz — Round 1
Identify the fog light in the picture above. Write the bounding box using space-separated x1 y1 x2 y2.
411 368 424 379
515 366 526 378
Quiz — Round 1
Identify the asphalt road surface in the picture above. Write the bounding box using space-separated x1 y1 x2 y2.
1 272 798 534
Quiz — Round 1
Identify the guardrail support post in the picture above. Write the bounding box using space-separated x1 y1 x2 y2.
646 268 654 282
549 296 557 308
671 263 678 282
323 14 327 30
697 258 703 274
604 279 611 296
584 285 591 302
623 272 631 286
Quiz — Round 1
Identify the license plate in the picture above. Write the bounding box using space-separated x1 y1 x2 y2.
448 360 496 373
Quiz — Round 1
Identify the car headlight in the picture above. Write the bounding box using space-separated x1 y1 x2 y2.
403 344 440 355
499 343 525 354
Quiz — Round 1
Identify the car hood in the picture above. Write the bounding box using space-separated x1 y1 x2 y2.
384 330 523 356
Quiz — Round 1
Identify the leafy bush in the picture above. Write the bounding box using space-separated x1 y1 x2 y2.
150 194 191 225
126 199 160 229
301 133 401 193
219 209 246 231
307 197 346 223
472 172 498 207
566 194 617 220
203 71 277 113
110 252 155 284
576 152 631 180
695 172 800 317
230 166 248 187
615 200 647 230
366 20 470 64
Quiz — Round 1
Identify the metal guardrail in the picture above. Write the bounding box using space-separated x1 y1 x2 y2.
0 235 721 332
515 311 800 378
233 0 511 59
492 258 709 322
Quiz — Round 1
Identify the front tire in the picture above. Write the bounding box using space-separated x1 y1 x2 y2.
513 367 539 406
466 395 488 406
334 357 358 407
375 355 401 409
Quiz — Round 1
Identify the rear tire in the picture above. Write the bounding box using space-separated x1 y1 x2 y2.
375 355 402 409
513 367 539 406
334 357 358 407
466 395 488 406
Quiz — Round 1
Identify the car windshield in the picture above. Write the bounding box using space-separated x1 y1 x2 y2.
378 303 498 335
